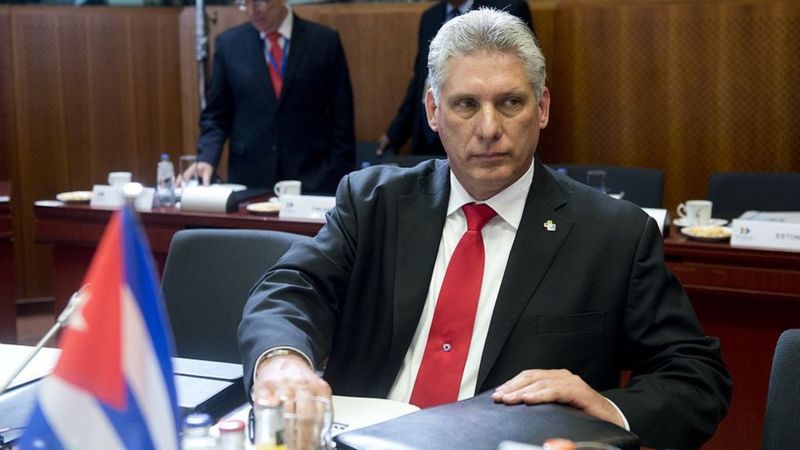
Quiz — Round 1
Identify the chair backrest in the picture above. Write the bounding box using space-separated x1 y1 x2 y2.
161 228 311 363
355 141 380 169
355 141 441 170
762 329 800 450
549 164 665 208
707 172 800 218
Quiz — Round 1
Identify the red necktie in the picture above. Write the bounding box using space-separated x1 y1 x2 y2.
267 32 283 97
409 203 497 408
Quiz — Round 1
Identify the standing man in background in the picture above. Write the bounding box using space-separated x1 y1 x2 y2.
376 0 533 156
193 0 355 194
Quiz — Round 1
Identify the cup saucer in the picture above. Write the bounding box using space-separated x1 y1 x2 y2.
673 218 728 228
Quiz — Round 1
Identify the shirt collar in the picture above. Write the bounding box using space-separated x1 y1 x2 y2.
445 0 474 18
447 158 536 230
259 7 294 42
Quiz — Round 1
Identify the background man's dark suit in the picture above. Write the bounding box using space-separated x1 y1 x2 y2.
240 159 731 450
383 0 533 155
197 17 355 194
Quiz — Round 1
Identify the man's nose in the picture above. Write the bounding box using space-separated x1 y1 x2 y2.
476 106 501 141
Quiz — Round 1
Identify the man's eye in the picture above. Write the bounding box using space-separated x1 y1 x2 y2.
454 99 476 109
502 97 522 108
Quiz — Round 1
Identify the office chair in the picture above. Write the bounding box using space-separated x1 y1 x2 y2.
707 172 800 218
355 141 381 169
549 164 665 208
355 141 442 169
161 228 311 363
762 329 800 450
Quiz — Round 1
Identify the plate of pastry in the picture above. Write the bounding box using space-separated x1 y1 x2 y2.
246 201 281 216
56 191 93 203
681 225 733 242
673 218 728 228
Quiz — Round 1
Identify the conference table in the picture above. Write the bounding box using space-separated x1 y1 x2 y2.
33 201 800 450
0 181 15 343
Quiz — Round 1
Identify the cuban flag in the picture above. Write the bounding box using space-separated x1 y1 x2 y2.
19 206 180 450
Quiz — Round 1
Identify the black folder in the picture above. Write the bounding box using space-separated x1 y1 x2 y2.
334 391 640 450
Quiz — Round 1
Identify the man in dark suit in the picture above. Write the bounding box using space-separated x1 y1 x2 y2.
376 0 533 156
239 9 730 449
194 0 354 194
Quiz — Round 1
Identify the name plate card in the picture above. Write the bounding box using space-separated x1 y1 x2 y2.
90 185 154 211
731 211 800 252
278 194 336 221
90 184 125 208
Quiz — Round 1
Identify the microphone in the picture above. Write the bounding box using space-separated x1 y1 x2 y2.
0 286 88 395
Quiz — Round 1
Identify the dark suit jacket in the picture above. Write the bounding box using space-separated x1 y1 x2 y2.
239 159 731 449
385 0 533 156
197 17 355 194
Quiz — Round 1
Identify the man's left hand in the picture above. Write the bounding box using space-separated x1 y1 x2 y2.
492 369 625 428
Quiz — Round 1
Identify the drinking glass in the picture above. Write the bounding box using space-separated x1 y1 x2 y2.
586 170 607 193
282 396 333 450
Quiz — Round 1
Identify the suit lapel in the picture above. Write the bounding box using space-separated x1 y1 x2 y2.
388 162 450 367
244 24 278 104
477 161 575 389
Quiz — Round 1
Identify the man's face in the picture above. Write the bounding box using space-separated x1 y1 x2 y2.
244 0 288 34
426 51 550 200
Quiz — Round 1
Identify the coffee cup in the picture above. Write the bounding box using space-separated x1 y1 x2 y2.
676 200 713 226
108 171 132 188
274 180 302 198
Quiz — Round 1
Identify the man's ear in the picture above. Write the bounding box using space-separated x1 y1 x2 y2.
538 87 551 129
425 89 438 132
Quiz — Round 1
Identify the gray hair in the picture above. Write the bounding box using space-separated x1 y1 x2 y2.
427 8 546 103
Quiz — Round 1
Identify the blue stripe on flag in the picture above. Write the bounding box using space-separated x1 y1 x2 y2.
99 383 156 450
120 207 181 432
17 404 65 450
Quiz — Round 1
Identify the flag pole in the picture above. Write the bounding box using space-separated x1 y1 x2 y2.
0 288 87 395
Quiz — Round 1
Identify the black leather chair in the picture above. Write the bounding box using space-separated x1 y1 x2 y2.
707 172 800 218
549 164 664 208
762 329 800 450
161 228 311 363
355 141 381 169
356 141 440 169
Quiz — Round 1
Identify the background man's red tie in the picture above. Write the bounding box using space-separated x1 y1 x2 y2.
267 32 283 97
409 203 497 408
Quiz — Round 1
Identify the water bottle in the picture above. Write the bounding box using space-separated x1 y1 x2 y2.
218 419 246 450
181 413 218 450
156 153 176 207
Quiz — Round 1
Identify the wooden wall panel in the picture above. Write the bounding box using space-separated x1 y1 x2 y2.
10 6 183 299
0 7 14 182
546 0 800 211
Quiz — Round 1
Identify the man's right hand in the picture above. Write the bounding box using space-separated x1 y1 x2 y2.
253 352 332 404
194 161 214 186
376 134 391 157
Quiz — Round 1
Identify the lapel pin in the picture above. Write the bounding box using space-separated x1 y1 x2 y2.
543 220 557 232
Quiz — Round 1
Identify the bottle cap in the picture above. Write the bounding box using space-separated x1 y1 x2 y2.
544 438 576 450
161 153 169 160
219 419 245 433
183 413 213 428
